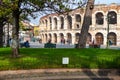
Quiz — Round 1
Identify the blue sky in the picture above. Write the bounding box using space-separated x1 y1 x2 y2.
30 0 120 25
95 0 120 4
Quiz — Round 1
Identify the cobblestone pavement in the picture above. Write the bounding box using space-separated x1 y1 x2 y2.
0 69 120 80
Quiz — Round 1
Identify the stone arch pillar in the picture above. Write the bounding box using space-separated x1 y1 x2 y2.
71 33 75 44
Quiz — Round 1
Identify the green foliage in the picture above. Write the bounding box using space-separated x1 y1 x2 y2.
0 4 11 17
19 21 25 30
0 48 120 70
0 0 74 24
0 0 85 24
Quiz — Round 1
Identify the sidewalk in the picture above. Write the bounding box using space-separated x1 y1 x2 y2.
0 69 120 80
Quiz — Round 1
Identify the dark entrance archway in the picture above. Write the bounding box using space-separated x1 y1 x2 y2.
75 33 80 44
95 32 104 45
67 33 72 44
60 33 65 44
107 32 116 45
67 15 72 29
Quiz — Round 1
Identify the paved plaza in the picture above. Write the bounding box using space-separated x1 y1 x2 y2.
29 42 75 48
29 42 120 49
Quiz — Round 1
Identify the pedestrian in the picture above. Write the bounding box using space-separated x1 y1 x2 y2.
9 38 12 46
109 40 113 45
24 40 30 48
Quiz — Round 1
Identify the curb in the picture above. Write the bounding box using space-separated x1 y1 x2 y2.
0 69 119 75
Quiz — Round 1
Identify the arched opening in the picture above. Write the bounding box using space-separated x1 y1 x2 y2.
95 32 104 44
67 33 72 44
75 33 80 44
60 16 64 29
96 12 104 25
75 14 81 29
54 17 57 29
67 15 72 29
45 19 48 28
60 33 65 44
107 32 116 45
49 17 52 30
75 14 81 22
49 34 51 39
107 11 117 24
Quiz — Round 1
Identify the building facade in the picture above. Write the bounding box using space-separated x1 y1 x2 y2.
39 3 120 46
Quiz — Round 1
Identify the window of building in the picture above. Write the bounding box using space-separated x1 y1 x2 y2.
45 19 48 28
54 17 57 29
60 17 64 29
49 17 52 30
75 14 81 22
67 15 72 29
107 11 117 24
96 12 104 25
76 24 79 28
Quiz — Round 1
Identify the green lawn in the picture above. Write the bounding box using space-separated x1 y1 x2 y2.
0 48 120 70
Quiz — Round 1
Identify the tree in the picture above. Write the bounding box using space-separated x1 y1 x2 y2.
0 0 94 57
0 1 11 47
1 0 82 57
78 0 95 48
0 17 7 47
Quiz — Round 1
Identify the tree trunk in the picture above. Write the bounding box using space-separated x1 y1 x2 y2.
78 0 95 48
0 25 3 47
0 17 5 47
6 23 10 47
11 9 20 58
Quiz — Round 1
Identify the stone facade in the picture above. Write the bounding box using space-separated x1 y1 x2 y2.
39 3 120 46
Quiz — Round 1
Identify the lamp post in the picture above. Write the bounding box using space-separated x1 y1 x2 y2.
106 12 111 48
